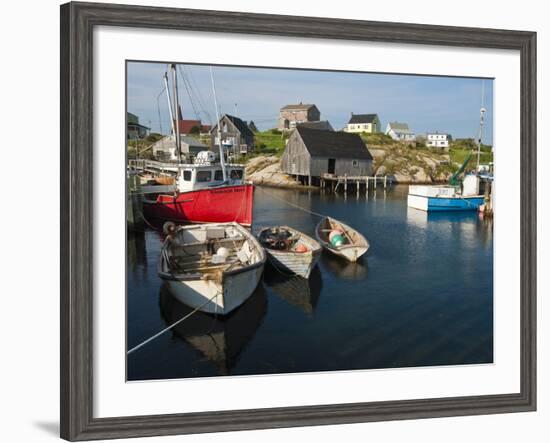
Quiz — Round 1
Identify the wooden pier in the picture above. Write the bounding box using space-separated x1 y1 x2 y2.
320 173 391 194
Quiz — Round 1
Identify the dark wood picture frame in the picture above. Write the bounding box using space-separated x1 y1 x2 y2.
60 1 537 441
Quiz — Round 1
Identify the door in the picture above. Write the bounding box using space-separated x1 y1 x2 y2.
328 158 336 174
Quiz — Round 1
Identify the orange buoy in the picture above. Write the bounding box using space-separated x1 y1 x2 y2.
294 244 309 253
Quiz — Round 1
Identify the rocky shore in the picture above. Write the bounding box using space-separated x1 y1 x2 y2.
245 149 454 189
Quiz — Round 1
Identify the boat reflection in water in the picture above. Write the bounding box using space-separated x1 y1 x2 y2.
320 253 369 281
263 266 323 315
159 283 268 375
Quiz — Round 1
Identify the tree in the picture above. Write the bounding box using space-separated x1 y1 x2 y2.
248 120 258 132
189 125 201 135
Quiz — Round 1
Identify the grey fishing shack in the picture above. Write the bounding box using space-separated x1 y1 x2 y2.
281 127 373 185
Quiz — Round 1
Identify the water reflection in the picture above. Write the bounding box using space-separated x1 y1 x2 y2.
128 185 493 380
406 207 493 249
127 231 147 270
263 266 323 315
159 283 268 375
320 254 369 280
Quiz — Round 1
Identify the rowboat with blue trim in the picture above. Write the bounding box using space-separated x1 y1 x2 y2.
257 226 321 278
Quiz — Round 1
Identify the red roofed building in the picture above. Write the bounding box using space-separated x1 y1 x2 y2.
175 120 211 135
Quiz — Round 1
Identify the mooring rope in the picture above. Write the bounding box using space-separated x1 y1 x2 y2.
256 186 328 219
127 292 220 355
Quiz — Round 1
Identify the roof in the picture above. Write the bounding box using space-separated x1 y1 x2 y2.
387 122 412 133
128 122 150 130
296 127 373 160
281 103 316 111
176 119 203 134
221 114 254 137
180 136 207 147
348 113 379 124
296 120 333 131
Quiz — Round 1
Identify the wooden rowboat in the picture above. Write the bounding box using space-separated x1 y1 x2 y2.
158 222 266 315
315 217 369 262
257 226 322 278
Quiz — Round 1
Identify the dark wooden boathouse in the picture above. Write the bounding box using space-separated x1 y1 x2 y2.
281 127 373 186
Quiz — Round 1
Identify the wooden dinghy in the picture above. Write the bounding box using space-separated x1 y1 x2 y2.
315 217 369 262
257 226 322 278
159 222 266 315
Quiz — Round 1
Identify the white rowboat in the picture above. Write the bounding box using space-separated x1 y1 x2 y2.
315 217 369 262
158 222 266 315
257 226 322 278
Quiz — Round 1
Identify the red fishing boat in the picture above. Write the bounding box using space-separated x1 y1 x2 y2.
134 64 254 226
141 158 254 226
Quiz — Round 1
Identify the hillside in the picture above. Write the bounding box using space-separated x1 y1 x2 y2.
247 130 493 187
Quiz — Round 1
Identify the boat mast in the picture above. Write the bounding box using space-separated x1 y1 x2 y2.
210 67 228 182
163 71 176 144
476 80 486 172
171 64 182 163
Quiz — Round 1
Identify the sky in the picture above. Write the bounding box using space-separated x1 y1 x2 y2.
127 61 493 144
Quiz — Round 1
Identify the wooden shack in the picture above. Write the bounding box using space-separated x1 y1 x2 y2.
281 127 373 185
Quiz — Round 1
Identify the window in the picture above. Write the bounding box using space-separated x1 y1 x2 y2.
214 170 224 181
196 171 212 182
230 169 244 179
182 170 192 181
352 160 359 167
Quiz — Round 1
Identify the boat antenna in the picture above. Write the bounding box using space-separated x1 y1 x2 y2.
163 71 176 142
476 80 487 172
171 64 182 163
210 67 228 182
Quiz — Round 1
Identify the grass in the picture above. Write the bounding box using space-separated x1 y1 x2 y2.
253 130 288 157
448 148 493 166
359 132 395 145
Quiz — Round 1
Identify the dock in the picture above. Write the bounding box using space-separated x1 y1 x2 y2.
320 173 391 194
128 159 178 176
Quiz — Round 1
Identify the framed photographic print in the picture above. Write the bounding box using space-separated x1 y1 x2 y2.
60 1 536 441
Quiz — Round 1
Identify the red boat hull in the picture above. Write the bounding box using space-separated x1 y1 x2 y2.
143 184 254 226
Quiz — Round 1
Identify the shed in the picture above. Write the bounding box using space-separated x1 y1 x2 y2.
281 127 373 181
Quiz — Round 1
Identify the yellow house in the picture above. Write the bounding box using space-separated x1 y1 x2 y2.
344 113 381 133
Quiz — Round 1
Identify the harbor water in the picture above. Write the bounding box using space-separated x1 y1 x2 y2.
127 185 493 381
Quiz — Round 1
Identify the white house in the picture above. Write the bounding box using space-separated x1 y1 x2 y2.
152 135 208 161
344 113 381 133
385 122 415 142
426 132 452 148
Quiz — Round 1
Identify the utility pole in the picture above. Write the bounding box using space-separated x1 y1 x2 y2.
476 81 486 172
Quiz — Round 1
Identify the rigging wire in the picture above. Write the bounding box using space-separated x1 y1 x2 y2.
156 87 166 136
177 65 201 121
184 65 214 125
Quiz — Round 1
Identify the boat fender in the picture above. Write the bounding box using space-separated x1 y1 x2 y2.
163 221 176 236
330 234 345 247
328 229 344 242
294 244 309 253
216 247 230 258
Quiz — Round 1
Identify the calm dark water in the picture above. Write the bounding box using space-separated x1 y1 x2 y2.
127 185 493 381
